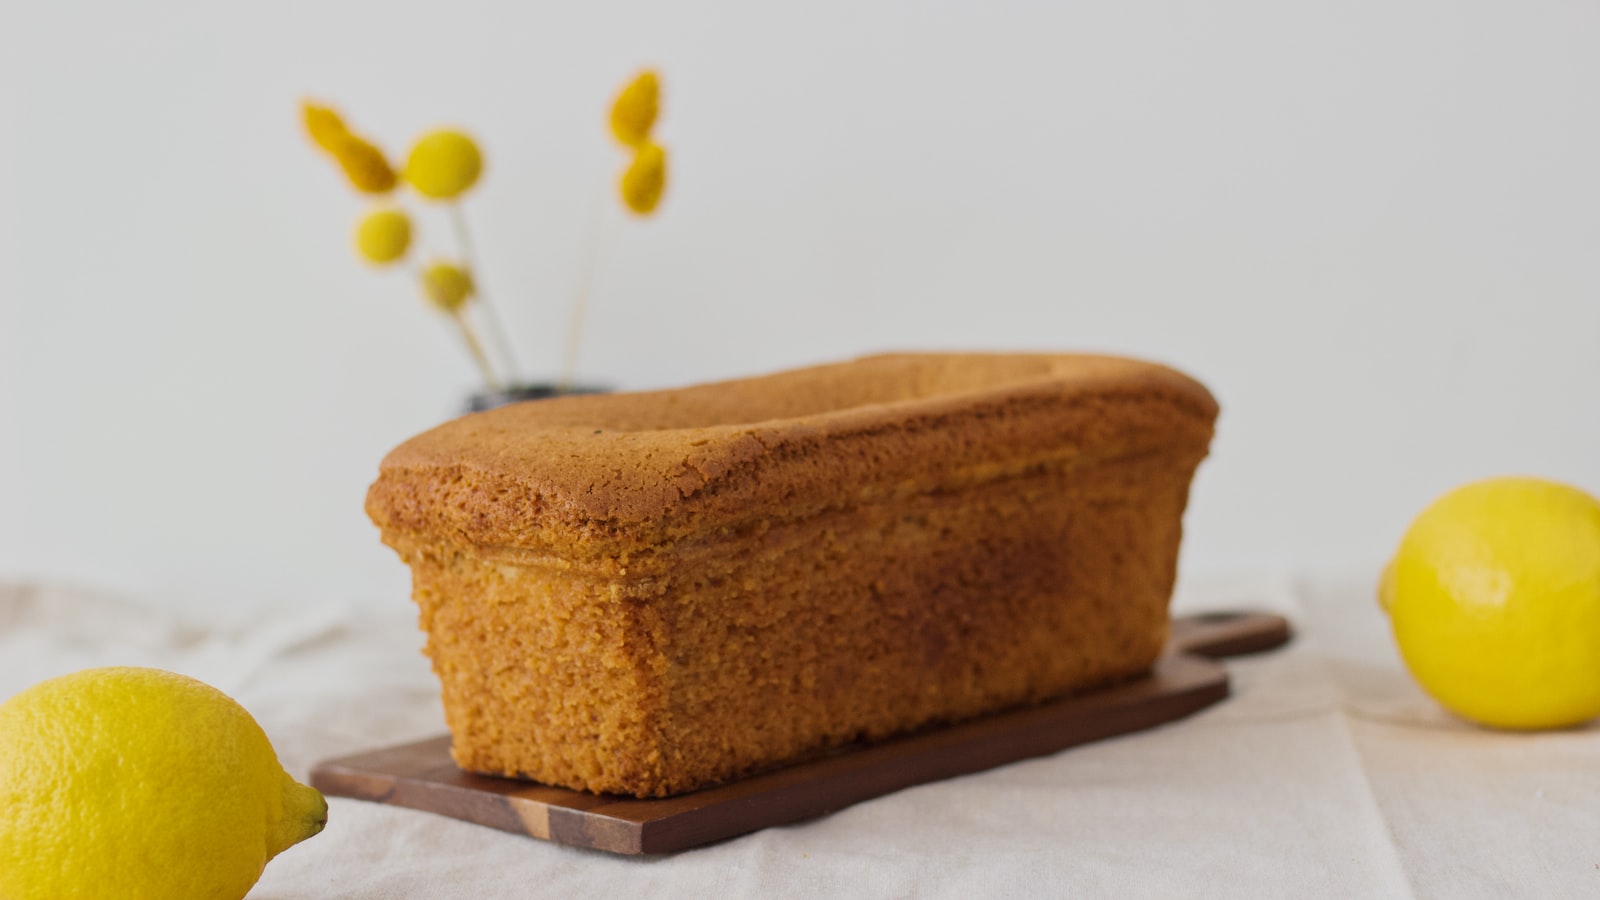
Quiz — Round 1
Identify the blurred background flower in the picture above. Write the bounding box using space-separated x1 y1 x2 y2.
302 71 669 395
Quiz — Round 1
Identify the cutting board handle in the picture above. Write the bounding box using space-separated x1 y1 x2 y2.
1169 611 1292 660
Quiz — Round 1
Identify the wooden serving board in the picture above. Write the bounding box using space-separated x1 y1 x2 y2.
313 611 1289 855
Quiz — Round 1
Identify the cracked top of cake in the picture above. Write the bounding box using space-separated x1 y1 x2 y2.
365 353 1218 558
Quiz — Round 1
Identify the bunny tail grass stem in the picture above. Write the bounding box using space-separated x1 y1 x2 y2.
453 309 502 392
559 180 619 392
449 203 521 380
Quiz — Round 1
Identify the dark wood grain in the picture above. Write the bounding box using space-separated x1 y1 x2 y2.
313 612 1290 855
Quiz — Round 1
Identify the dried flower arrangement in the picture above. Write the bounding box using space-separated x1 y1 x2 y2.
301 71 667 398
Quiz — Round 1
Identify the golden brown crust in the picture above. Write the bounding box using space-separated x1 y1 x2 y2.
368 352 1218 796
367 353 1217 558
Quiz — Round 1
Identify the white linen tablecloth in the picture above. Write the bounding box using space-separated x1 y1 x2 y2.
1 574 1595 899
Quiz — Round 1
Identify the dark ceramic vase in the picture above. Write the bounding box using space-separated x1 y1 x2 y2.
464 382 609 414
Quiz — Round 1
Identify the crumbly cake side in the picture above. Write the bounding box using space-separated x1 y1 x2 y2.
368 353 1218 797
383 537 674 792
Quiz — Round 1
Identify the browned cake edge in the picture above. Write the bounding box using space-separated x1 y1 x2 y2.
366 352 1218 559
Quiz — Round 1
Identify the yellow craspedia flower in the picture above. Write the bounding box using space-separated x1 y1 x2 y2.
620 141 667 216
404 130 484 200
353 208 411 264
301 101 350 154
333 136 398 194
610 70 660 148
301 100 397 194
421 261 475 312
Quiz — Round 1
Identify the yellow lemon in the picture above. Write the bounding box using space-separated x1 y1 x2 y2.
1381 477 1600 729
404 129 483 200
421 261 474 312
0 667 327 900
354 207 412 264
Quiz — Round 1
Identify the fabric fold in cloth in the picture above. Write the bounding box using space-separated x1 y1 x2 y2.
1 575 1595 899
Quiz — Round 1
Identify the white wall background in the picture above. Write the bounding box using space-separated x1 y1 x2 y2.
2 1 1597 613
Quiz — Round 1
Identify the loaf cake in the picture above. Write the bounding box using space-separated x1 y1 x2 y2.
367 353 1218 797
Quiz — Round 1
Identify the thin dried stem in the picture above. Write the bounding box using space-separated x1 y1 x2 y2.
452 308 502 392
561 178 620 392
449 203 521 381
